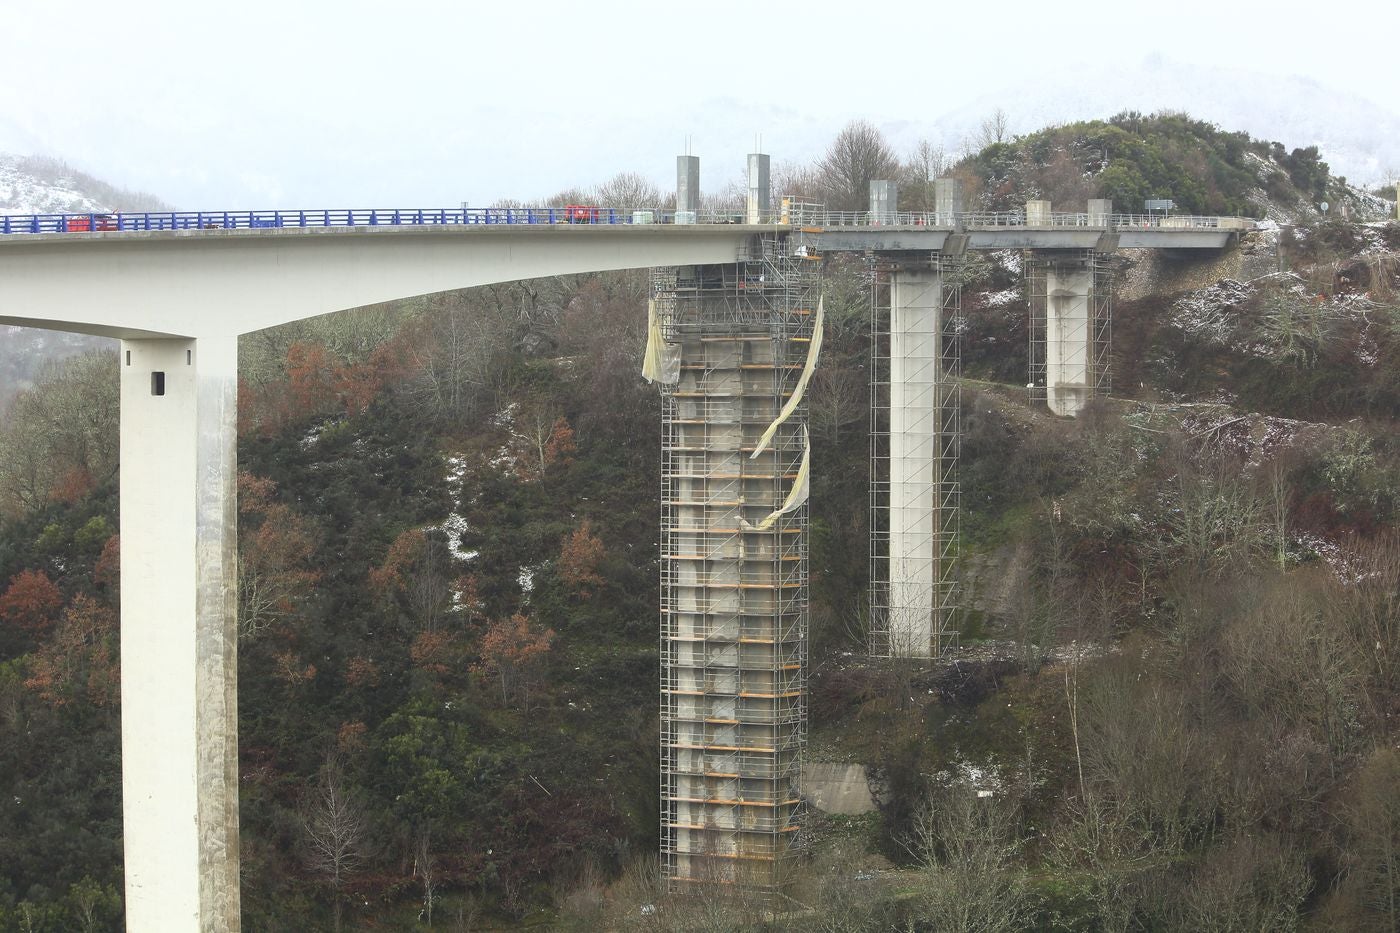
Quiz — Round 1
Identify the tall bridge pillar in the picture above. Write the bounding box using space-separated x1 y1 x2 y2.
119 334 240 932
652 235 816 891
871 257 960 658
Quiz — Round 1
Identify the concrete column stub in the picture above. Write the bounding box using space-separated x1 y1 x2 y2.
934 177 963 225
1088 199 1113 226
119 334 240 932
1026 200 1052 226
869 180 897 224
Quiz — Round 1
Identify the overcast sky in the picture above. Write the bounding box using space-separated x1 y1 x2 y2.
1 0 1395 208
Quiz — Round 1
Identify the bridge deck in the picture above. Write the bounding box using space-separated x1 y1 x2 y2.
0 205 1249 251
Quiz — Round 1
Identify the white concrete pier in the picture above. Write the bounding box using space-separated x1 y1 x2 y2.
1045 265 1093 417
887 266 941 657
119 335 240 931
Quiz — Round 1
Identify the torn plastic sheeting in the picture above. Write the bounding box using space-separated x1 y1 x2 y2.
641 298 681 385
751 297 824 458
741 427 811 532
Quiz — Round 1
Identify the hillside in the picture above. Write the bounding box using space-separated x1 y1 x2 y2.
2 117 1399 930
957 111 1393 221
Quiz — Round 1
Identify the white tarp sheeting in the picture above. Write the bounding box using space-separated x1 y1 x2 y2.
641 299 681 385
751 297 824 458
741 427 811 531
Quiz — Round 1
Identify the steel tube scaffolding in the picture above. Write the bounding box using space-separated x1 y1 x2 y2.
869 257 962 659
654 234 818 891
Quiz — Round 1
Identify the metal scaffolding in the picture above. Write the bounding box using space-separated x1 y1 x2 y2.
868 256 962 659
1027 249 1111 411
654 234 818 892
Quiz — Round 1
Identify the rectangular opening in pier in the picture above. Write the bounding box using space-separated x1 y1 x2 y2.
151 372 166 396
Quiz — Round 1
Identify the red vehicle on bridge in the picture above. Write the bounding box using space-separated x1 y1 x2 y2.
564 204 600 224
64 214 118 232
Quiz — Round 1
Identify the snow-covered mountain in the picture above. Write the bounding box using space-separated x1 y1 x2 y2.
0 153 168 216
0 153 109 215
0 154 127 410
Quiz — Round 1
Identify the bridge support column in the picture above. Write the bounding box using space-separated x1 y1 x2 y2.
1045 265 1093 416
119 334 240 932
653 237 815 892
872 260 960 658
1028 247 1112 418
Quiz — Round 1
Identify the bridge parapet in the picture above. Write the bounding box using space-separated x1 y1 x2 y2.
0 205 1257 237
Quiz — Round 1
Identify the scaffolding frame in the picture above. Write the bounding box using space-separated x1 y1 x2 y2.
1027 249 1112 408
654 234 818 893
868 255 962 659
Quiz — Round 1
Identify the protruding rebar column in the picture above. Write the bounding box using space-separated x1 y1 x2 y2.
676 155 700 224
747 153 770 224
119 334 240 932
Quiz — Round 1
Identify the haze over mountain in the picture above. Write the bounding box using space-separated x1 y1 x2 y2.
0 28 1394 209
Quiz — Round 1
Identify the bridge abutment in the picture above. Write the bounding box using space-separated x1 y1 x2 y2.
119 334 240 933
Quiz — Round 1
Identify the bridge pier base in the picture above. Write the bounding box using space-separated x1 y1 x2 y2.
119 334 240 932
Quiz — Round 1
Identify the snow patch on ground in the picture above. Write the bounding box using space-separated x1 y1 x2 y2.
983 287 1021 308
1168 279 1254 346
437 455 479 563
990 249 1022 275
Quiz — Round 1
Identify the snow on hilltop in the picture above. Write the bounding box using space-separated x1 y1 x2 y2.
0 154 169 215
0 154 109 215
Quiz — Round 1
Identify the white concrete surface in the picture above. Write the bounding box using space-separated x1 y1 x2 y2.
120 336 239 931
0 225 763 339
1046 266 1093 416
802 763 875 815
888 268 940 657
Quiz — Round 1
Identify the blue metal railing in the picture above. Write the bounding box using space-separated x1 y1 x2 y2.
0 206 730 235
0 206 1253 236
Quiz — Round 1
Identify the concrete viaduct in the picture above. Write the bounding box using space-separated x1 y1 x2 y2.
0 158 1246 930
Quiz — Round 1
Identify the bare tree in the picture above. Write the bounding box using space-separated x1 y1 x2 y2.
902 788 1031 932
1174 834 1311 932
808 363 865 443
403 292 509 424
594 172 662 208
902 139 947 211
818 120 900 212
302 755 369 932
414 826 440 927
975 108 1012 149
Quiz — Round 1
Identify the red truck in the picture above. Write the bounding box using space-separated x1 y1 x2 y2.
564 204 600 224
64 214 118 232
